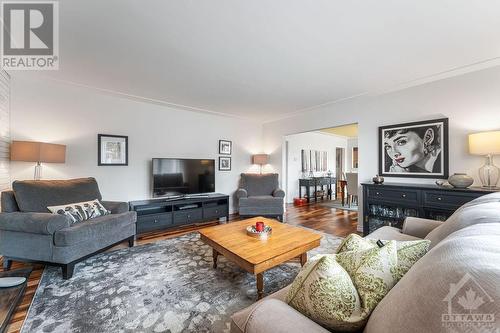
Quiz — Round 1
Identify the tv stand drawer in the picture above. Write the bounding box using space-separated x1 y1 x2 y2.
173 208 202 225
204 206 228 220
137 213 172 233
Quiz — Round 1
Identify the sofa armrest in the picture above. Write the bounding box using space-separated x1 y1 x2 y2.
0 212 71 235
100 211 137 224
243 299 329 333
119 210 137 223
402 217 443 238
272 189 285 198
101 201 129 214
236 189 248 199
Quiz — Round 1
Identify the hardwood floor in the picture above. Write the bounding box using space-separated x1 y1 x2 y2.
1 201 358 333
284 202 359 237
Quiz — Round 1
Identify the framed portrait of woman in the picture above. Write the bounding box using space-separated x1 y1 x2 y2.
379 118 449 178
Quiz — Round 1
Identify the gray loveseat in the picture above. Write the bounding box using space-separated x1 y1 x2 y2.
231 192 500 333
236 173 285 221
0 177 137 279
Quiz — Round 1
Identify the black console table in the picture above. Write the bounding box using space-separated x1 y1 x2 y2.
362 182 498 236
299 177 336 202
129 193 229 234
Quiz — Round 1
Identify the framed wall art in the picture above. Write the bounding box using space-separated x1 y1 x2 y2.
379 118 448 178
219 156 231 171
98 134 128 166
219 140 232 155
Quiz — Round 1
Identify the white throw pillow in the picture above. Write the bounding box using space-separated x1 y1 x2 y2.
48 199 110 224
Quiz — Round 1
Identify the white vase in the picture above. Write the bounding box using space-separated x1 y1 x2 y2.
448 173 474 189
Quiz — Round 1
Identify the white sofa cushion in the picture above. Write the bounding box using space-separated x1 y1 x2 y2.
366 226 422 241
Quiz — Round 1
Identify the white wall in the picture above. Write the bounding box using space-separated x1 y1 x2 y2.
263 66 500 232
284 131 347 203
9 77 263 213
346 138 358 173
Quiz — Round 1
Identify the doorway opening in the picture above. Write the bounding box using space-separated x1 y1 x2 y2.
283 123 359 212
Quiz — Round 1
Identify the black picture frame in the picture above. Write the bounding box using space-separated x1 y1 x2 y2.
219 140 232 155
219 156 231 171
378 118 449 179
98 134 129 166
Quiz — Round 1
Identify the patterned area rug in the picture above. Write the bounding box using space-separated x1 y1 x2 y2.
22 230 342 333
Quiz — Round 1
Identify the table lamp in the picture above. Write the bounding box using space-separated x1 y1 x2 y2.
468 131 500 188
252 154 269 174
10 141 66 180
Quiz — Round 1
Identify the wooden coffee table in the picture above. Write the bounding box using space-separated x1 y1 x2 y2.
199 217 322 299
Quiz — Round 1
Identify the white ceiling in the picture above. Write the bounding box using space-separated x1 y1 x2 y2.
15 0 500 121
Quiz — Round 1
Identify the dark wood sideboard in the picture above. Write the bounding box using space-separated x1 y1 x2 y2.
362 182 498 236
129 194 229 234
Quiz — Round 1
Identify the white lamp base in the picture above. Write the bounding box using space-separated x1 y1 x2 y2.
478 155 499 188
34 162 42 180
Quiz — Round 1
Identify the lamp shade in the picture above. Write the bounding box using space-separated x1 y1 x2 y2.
11 141 66 163
252 154 269 165
468 131 500 156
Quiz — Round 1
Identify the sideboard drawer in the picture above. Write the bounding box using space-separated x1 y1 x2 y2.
366 187 419 204
173 208 203 225
423 191 477 210
137 213 172 232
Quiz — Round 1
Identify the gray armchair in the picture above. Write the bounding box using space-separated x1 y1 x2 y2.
237 173 285 221
0 177 136 279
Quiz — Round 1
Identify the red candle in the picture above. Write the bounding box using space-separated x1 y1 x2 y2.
256 221 265 232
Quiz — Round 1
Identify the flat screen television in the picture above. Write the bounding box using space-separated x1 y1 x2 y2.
152 158 215 197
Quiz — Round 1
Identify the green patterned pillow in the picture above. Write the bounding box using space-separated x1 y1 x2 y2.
336 234 430 280
285 242 398 331
336 233 375 253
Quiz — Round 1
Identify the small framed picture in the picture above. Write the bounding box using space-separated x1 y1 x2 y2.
219 156 231 171
219 140 232 155
98 134 128 166
379 118 449 178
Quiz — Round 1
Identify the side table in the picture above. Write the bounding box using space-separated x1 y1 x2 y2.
0 267 32 333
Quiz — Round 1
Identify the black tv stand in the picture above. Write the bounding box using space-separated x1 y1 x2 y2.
129 193 230 234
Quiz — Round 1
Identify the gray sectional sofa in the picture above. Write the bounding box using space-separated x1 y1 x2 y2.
0 177 137 279
231 192 500 333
